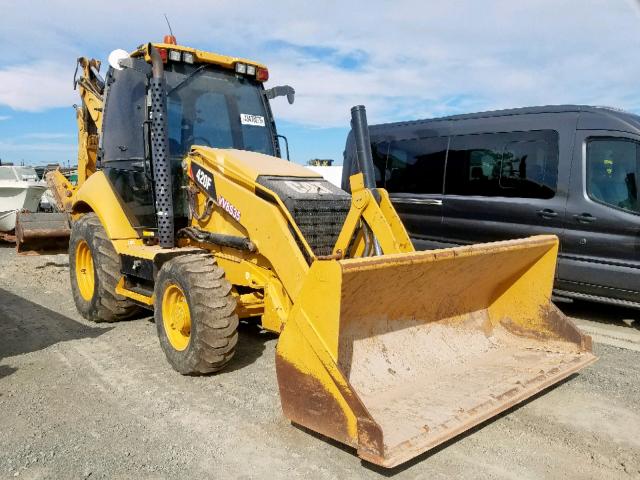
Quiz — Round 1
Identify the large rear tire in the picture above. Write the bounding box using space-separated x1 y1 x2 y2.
69 213 140 322
154 254 238 375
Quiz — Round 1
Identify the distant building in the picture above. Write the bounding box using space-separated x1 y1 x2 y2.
307 159 334 167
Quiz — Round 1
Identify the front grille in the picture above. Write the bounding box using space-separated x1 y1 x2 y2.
256 176 351 257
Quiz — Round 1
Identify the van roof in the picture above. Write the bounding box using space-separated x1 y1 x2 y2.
368 104 640 135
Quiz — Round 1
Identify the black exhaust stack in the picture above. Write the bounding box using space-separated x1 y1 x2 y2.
350 105 382 255
149 46 174 248
350 105 377 192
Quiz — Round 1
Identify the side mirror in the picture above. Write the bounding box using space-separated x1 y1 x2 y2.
264 85 295 105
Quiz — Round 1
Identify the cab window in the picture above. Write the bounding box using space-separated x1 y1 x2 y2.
586 138 639 214
192 92 234 149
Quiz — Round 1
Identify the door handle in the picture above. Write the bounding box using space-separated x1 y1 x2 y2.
130 161 145 172
537 208 558 219
574 213 596 223
391 198 443 206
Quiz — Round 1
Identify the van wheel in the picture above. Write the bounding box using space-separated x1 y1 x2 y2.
69 213 141 322
154 254 239 375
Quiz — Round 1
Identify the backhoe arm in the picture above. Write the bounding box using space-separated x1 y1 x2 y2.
45 57 105 210
74 57 104 186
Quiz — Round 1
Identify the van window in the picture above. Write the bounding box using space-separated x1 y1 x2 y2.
371 141 390 188
377 137 447 194
587 138 639 214
446 130 558 198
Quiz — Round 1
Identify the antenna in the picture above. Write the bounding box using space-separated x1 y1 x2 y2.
164 14 174 37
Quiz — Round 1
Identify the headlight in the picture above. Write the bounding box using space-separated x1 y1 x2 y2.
168 50 181 62
183 52 194 64
235 62 247 74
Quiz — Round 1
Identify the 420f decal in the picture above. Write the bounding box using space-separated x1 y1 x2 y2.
190 163 216 198
189 163 241 222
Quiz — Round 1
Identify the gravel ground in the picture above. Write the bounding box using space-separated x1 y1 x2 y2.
0 243 639 479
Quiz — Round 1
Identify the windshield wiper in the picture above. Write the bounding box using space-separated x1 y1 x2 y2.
167 65 208 96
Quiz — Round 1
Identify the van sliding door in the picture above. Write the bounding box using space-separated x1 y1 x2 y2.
374 137 449 250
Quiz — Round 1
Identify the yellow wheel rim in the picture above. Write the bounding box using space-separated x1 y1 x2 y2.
162 283 191 351
75 240 95 301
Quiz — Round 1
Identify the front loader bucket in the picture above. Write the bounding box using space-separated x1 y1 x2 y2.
276 235 596 468
15 212 71 255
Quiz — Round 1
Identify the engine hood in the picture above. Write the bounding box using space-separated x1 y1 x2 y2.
190 147 322 185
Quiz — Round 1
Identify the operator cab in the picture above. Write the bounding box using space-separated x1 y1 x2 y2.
98 41 290 235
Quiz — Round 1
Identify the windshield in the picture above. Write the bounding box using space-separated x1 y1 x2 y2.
0 167 39 181
0 167 17 181
164 63 276 158
13 167 39 181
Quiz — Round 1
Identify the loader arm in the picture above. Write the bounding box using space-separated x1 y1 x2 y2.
333 173 413 256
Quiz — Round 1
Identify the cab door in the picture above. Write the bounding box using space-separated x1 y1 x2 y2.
557 132 640 302
101 64 156 229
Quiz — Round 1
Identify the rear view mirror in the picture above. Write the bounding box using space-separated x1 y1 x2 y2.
264 85 295 105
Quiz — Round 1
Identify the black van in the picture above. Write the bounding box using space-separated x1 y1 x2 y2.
342 105 640 308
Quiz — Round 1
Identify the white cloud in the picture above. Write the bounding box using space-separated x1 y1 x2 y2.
0 0 639 126
0 115 10 121
0 61 76 112
0 140 75 153
21 132 75 140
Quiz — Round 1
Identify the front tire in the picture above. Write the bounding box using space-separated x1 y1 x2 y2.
69 213 140 322
154 254 239 375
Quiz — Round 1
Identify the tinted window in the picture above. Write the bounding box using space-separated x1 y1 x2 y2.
445 130 558 198
587 138 639 214
371 141 390 187
373 137 447 194
101 66 147 162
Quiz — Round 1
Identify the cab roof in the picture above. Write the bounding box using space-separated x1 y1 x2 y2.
131 42 267 73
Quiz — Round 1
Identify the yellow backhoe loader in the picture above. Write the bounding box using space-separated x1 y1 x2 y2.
52 37 596 468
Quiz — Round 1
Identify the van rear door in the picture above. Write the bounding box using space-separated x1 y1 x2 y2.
558 131 640 302
442 129 568 246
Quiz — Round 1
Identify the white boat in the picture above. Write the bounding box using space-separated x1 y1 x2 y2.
0 166 47 232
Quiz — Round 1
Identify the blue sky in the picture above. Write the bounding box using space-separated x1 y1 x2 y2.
2 0 640 166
